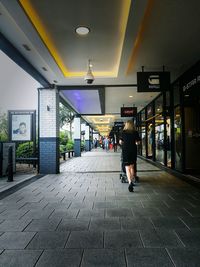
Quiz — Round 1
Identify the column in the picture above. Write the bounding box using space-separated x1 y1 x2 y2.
85 124 90 151
74 115 81 157
39 86 59 174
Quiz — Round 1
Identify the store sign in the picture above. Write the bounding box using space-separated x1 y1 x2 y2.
181 61 200 92
182 75 200 92
121 107 137 117
137 72 170 92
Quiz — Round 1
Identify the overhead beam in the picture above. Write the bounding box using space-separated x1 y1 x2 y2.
0 33 50 87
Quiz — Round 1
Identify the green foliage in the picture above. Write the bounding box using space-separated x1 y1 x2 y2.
59 131 68 145
16 142 34 158
66 139 74 150
59 144 66 153
59 103 75 128
0 113 8 141
81 140 85 151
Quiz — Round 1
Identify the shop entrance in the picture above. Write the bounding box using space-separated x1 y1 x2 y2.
184 89 200 176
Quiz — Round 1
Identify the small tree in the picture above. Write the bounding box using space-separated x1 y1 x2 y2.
59 103 74 139
0 113 8 141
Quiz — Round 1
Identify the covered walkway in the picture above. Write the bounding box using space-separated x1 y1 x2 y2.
0 149 200 266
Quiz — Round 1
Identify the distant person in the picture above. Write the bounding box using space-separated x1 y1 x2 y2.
94 138 98 148
113 133 118 152
104 136 109 151
13 122 27 135
119 120 140 192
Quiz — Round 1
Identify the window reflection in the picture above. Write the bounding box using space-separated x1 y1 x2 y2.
174 106 182 171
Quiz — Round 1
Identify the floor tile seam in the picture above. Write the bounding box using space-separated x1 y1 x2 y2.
33 249 45 267
165 248 177 267
173 229 186 247
24 231 38 250
178 217 191 230
63 231 71 249
124 248 128 267
22 219 33 232
78 249 85 267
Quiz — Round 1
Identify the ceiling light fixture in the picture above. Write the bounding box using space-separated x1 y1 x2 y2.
75 26 90 36
84 59 94 84
129 95 133 98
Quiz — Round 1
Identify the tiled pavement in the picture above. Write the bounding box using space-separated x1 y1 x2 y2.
0 149 200 266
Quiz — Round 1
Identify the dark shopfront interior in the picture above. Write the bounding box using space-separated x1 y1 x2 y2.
137 61 200 178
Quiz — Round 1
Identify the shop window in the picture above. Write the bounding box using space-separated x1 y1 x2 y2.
174 106 182 171
166 91 172 167
141 110 146 157
155 95 164 164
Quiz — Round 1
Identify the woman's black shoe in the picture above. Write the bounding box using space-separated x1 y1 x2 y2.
128 183 134 192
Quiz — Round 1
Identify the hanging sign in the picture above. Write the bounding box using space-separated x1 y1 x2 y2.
120 107 137 117
137 72 170 92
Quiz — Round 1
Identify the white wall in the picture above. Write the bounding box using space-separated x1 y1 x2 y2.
0 51 40 114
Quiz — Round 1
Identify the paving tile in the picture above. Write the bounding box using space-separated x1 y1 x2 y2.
151 217 187 229
24 218 61 232
0 232 36 249
167 248 200 267
89 218 120 231
94 201 117 209
106 208 133 218
69 201 93 209
81 249 126 267
77 208 105 218
49 209 79 220
105 230 143 248
120 218 154 230
180 216 200 229
66 231 103 248
140 229 184 248
175 229 200 247
0 250 42 267
57 219 90 231
126 248 174 266
27 231 70 249
35 249 83 267
0 219 31 231
132 207 162 217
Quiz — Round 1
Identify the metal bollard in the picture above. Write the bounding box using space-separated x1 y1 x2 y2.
7 146 13 182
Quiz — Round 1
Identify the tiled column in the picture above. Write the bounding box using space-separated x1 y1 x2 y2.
74 115 81 157
39 86 59 174
85 124 90 151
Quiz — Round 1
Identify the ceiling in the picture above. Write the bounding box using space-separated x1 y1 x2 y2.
1 0 200 135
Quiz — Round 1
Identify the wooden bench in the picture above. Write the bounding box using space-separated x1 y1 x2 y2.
16 157 38 168
60 150 74 160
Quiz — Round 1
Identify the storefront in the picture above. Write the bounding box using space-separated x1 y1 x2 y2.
137 61 200 177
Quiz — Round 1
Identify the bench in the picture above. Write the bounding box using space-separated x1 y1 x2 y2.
16 157 38 168
60 150 74 160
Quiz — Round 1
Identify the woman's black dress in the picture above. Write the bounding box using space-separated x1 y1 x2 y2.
121 130 140 166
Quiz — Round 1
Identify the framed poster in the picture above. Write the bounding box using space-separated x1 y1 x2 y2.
9 110 36 142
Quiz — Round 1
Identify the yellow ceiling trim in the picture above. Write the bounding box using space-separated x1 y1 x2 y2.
19 0 131 78
126 0 154 74
19 0 68 75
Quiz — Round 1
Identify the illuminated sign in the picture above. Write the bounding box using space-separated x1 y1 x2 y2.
137 72 170 92
120 107 137 117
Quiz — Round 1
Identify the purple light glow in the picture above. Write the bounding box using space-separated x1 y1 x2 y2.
62 89 101 114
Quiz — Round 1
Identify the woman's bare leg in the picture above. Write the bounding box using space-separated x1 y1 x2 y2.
125 165 132 184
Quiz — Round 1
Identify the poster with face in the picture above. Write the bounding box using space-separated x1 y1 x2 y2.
11 114 31 141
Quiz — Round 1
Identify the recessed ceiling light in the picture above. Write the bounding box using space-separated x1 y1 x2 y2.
22 44 31 51
129 95 133 98
75 26 90 36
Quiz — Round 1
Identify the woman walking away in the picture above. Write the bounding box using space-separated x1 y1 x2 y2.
119 120 140 192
